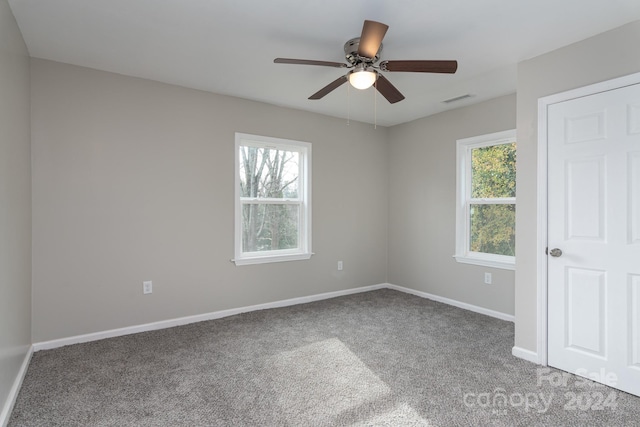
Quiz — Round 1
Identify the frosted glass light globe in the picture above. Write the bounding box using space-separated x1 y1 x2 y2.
349 70 377 90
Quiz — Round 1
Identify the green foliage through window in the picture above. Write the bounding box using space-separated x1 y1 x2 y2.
471 143 516 198
469 142 516 257
470 204 515 256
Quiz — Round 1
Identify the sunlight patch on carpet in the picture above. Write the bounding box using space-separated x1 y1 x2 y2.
352 402 429 426
268 338 391 422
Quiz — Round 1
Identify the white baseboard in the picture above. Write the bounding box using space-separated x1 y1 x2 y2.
33 283 388 351
384 283 515 322
33 282 516 352
11 283 530 424
1 345 33 427
512 346 540 364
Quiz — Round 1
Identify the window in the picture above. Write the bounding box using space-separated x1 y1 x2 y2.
234 133 312 265
455 129 516 270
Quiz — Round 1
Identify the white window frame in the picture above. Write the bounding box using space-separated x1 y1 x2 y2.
454 129 516 270
233 133 312 266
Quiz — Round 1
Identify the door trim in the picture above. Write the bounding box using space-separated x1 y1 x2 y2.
537 71 640 366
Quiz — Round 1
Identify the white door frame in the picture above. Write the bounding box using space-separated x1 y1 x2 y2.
536 71 640 366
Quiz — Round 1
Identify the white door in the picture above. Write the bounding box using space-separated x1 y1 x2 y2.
547 82 640 397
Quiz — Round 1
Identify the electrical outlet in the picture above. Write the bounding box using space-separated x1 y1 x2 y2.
143 280 153 294
338 261 343 271
484 273 492 285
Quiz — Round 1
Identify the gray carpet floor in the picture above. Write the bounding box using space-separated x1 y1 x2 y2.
9 289 640 426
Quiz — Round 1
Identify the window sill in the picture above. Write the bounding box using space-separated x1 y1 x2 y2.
232 252 313 266
453 254 515 271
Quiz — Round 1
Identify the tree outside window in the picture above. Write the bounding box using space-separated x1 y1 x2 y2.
239 146 300 252
470 142 516 256
234 134 311 266
455 130 516 270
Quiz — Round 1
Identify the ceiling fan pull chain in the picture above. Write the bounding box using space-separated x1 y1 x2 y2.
374 78 377 129
348 80 351 125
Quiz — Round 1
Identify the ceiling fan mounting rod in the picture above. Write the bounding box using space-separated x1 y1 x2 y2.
344 37 382 65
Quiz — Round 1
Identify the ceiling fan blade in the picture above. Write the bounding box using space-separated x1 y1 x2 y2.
375 74 405 104
274 58 348 68
309 75 348 100
357 20 389 59
380 60 458 74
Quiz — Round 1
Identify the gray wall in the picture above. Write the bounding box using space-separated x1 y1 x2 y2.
0 0 31 416
388 94 516 316
22 15 640 358
515 20 640 352
30 59 389 343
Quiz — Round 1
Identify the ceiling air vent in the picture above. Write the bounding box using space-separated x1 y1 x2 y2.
443 94 473 104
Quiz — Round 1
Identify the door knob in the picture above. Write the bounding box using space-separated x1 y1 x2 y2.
549 248 563 257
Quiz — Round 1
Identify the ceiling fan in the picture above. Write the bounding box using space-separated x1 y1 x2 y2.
274 20 458 104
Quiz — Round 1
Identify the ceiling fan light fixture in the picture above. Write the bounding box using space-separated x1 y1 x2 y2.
349 67 377 90
274 20 457 103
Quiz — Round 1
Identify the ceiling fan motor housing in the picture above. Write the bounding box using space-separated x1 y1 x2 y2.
344 37 382 65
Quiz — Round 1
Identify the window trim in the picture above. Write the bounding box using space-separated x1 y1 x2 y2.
233 133 312 266
454 129 516 270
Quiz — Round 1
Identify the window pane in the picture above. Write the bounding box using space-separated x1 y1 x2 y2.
470 204 516 256
242 204 300 252
471 143 516 198
239 146 299 198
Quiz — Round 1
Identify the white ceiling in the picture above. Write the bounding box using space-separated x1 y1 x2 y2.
8 0 640 126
